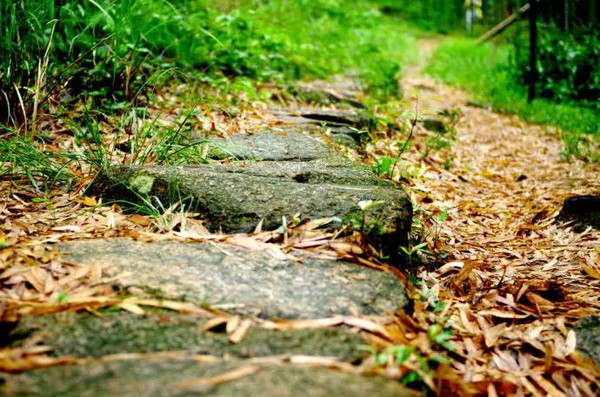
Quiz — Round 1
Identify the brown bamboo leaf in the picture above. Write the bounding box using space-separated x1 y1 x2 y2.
133 299 213 316
226 316 241 335
530 372 567 397
564 330 577 357
479 309 531 319
173 365 260 392
128 214 152 227
118 301 145 315
228 319 252 344
580 262 600 280
262 317 344 331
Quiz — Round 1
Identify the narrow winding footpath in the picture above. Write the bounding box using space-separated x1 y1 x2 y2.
398 41 600 394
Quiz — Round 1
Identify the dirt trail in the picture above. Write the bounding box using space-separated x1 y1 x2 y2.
400 41 600 392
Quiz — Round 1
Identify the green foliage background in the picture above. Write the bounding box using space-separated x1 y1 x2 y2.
0 0 417 124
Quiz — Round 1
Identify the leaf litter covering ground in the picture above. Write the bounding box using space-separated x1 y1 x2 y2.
1 75 600 395
371 70 600 395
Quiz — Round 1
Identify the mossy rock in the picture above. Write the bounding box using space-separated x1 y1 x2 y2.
1 358 418 397
574 316 600 365
59 239 407 319
8 312 368 361
91 160 412 265
204 130 333 161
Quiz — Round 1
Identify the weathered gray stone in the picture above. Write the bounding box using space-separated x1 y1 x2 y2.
59 239 407 319
218 157 391 187
326 127 364 147
91 162 412 262
574 316 600 365
329 133 359 148
260 112 367 146
9 312 368 360
0 358 418 397
292 78 366 108
205 130 333 161
270 109 371 129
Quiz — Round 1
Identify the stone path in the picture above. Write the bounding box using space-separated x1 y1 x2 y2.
2 82 414 395
4 357 417 397
59 239 407 319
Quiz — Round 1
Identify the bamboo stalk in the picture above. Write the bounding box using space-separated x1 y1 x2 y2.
476 1 538 44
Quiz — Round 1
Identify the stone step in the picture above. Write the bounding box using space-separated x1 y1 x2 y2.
2 312 418 396
7 312 368 359
59 239 407 319
1 357 418 397
91 159 411 264
205 130 334 161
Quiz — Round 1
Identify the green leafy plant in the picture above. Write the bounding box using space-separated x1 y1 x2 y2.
513 26 600 107
55 292 70 304
373 156 399 178
400 242 431 267
426 37 600 160
357 199 386 235
372 279 455 393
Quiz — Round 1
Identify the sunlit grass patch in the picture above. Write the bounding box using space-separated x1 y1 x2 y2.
425 37 600 160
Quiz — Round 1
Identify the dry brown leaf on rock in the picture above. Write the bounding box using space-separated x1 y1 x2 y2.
0 345 76 373
173 365 260 393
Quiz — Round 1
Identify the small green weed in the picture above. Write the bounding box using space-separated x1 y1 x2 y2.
343 200 387 238
400 242 432 267
373 156 400 179
0 132 79 192
371 279 455 393
56 292 70 304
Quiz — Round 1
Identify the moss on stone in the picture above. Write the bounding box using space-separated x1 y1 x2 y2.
128 173 155 195
1 359 418 397
575 316 600 365
11 312 368 361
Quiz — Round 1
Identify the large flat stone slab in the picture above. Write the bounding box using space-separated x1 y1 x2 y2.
268 111 370 145
291 77 366 108
1 358 417 397
91 161 412 263
8 312 367 360
206 130 333 161
60 239 407 319
211 156 392 187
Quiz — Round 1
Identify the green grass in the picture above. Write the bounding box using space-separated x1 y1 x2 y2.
0 131 78 191
425 37 600 159
0 0 420 192
1 0 418 125
242 0 418 98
